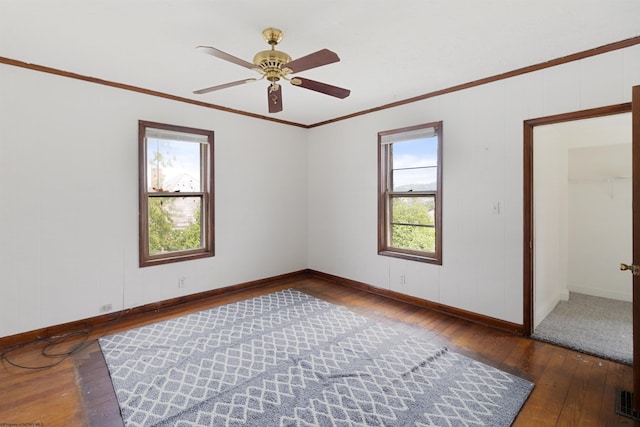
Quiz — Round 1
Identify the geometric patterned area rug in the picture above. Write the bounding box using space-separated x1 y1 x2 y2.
99 289 534 426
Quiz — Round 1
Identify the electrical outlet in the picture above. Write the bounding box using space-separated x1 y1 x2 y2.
400 274 406 285
178 277 186 288
100 303 113 312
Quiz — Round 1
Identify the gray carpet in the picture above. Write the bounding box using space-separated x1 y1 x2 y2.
533 292 632 365
99 289 533 426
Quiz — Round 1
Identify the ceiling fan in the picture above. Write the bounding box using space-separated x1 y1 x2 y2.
193 28 350 113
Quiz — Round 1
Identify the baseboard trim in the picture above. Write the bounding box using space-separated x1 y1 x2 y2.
568 286 632 303
534 289 569 329
1 268 524 350
0 270 308 350
308 269 524 335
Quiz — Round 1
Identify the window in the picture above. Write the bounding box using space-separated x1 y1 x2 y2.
139 121 214 267
378 122 442 264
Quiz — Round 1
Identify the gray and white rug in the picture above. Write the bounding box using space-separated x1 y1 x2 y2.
533 292 632 365
99 289 533 426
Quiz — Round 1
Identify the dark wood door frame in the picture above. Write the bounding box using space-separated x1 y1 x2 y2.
632 85 640 411
522 102 632 335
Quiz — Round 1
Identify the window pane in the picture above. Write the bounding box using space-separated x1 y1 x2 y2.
392 196 435 226
147 138 201 192
392 167 437 191
391 136 438 190
391 224 436 252
392 137 438 167
148 196 202 255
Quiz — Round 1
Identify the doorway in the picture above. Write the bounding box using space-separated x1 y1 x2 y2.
523 104 633 363
533 113 632 362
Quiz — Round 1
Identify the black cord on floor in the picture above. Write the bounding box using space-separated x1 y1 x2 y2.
1 303 137 371
1 329 91 370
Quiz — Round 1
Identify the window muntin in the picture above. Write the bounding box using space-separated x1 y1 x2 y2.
139 121 214 267
378 122 442 264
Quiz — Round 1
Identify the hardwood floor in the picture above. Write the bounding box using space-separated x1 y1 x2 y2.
0 276 637 426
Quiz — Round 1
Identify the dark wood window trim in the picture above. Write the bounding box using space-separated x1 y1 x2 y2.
378 121 443 264
138 120 215 267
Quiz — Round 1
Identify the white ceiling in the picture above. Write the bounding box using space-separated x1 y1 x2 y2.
2 1 640 126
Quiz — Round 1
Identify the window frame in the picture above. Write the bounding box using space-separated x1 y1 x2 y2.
138 120 215 267
378 121 443 264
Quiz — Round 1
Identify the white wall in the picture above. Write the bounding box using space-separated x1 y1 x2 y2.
565 130 632 301
2 44 640 338
568 160 632 301
307 44 640 325
532 126 570 327
0 65 308 338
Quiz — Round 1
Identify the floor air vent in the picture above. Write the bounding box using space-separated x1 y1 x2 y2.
616 389 640 421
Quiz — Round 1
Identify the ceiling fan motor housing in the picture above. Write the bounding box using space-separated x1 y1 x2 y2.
253 49 292 82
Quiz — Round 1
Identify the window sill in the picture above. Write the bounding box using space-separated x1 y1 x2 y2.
140 249 214 268
378 249 442 265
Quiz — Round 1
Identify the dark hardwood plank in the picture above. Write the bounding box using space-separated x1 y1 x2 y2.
600 359 636 425
0 276 637 426
510 344 557 426
75 342 124 427
556 355 609 426
513 345 573 426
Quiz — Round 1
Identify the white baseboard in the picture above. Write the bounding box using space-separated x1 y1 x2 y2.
534 289 569 329
568 285 632 302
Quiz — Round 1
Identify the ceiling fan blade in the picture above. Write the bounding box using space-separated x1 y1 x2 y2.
193 78 257 94
196 46 256 70
284 49 339 73
267 85 283 113
293 77 350 99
